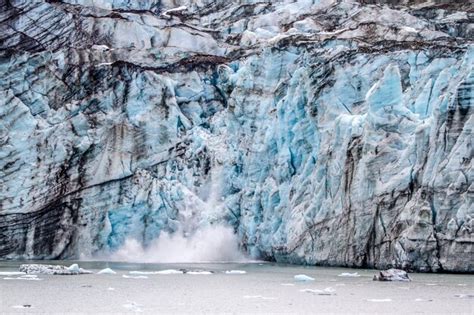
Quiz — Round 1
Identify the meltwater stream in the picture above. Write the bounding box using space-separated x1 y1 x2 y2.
0 261 472 314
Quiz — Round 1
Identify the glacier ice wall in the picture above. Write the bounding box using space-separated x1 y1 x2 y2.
0 0 472 272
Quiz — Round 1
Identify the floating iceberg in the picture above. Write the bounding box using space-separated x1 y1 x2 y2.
338 272 360 277
19 264 92 275
0 272 25 276
122 275 148 279
4 275 42 281
294 274 315 281
225 270 246 274
129 270 183 275
187 271 213 275
97 268 116 275
300 287 336 295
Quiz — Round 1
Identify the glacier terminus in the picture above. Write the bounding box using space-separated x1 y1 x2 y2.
0 0 473 273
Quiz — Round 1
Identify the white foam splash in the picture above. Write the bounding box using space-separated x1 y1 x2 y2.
109 225 246 263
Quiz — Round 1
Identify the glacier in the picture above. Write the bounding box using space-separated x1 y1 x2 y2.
0 0 472 272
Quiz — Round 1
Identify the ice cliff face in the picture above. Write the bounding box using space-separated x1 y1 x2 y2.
0 0 472 272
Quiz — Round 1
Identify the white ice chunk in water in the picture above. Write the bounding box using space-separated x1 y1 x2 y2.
12 305 32 309
4 274 42 281
122 275 148 279
366 299 392 302
300 287 336 295
0 271 25 276
294 274 314 281
98 268 116 274
129 271 155 275
67 264 80 272
225 270 246 274
19 264 91 275
129 269 184 275
281 283 295 286
338 272 360 277
156 269 183 275
187 271 213 275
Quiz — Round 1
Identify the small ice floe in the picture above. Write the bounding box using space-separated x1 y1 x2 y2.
4 275 42 281
225 270 246 274
12 305 32 309
0 271 25 276
122 275 148 279
107 287 115 291
426 283 438 286
187 271 213 275
129 271 156 275
457 284 467 287
300 287 336 296
156 269 183 275
129 270 183 275
281 283 295 286
0 271 26 276
454 294 474 299
243 295 276 300
366 298 392 302
373 269 410 282
414 298 433 302
123 301 143 312
98 268 116 275
19 264 92 275
294 274 315 281
338 272 360 277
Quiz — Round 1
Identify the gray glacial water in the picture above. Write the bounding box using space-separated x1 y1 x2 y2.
0 261 473 314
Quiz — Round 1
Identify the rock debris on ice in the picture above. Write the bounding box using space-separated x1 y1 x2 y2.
373 269 410 282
